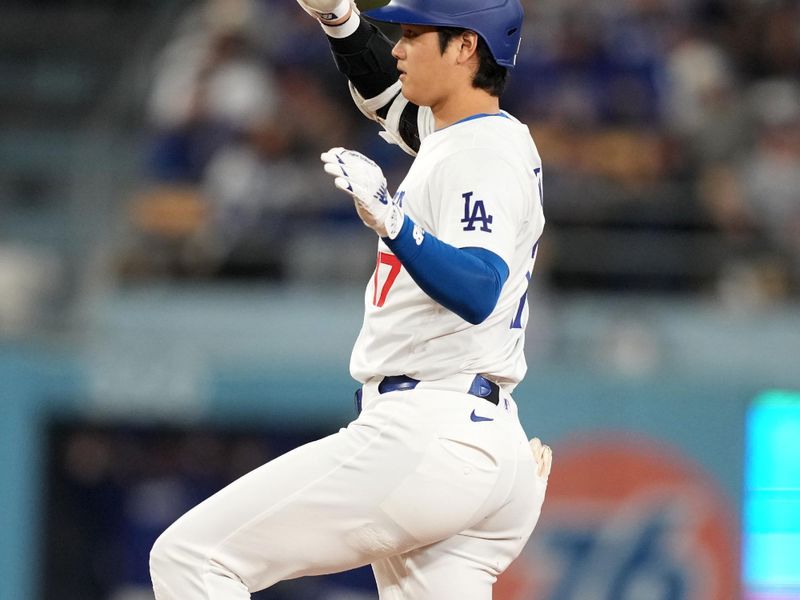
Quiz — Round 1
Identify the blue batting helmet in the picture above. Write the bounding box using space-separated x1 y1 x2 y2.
364 0 524 69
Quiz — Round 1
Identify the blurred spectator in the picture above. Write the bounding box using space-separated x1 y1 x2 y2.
698 78 800 304
112 0 800 297
664 31 750 165
121 0 360 281
147 1 278 182
188 112 334 277
741 80 800 276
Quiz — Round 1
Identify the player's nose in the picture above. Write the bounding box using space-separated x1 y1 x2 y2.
391 39 405 60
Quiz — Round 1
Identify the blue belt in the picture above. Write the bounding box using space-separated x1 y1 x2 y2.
354 374 500 414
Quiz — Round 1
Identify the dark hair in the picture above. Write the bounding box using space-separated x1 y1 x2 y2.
437 27 508 97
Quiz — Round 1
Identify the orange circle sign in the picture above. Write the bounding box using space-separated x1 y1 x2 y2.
496 434 739 600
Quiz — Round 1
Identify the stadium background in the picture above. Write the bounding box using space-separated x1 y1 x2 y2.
0 0 799 598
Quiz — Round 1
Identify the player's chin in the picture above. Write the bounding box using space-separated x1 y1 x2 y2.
398 79 429 107
398 75 412 96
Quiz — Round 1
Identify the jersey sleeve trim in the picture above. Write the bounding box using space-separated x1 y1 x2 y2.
382 215 510 325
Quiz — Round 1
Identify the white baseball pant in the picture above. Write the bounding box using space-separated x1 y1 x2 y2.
150 379 547 599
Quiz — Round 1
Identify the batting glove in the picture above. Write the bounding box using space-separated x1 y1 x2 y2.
296 0 353 23
529 437 553 480
321 147 405 239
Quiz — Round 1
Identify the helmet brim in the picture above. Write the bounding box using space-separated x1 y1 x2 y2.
363 4 448 27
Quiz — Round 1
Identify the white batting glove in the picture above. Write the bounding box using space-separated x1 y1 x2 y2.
296 0 353 23
321 147 405 239
529 437 553 480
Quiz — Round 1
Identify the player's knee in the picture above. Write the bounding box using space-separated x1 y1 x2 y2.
149 530 173 576
151 526 254 597
150 526 192 582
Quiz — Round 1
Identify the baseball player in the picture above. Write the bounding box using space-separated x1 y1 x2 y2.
149 1 550 598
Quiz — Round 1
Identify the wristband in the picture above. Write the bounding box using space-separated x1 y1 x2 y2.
311 0 349 20
320 9 360 38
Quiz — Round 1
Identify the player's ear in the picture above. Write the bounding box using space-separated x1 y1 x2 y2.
456 31 480 65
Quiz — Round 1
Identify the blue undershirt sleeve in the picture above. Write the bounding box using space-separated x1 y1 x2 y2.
383 215 510 324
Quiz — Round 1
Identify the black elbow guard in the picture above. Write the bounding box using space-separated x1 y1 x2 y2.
328 19 399 99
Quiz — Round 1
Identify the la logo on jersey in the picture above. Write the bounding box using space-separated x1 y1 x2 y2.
461 192 493 232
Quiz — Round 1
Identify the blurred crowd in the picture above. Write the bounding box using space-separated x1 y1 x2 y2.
119 0 800 301
120 0 386 284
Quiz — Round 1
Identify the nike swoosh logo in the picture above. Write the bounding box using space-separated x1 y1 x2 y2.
470 410 494 422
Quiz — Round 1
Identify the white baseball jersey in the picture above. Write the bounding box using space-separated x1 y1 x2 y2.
350 112 545 387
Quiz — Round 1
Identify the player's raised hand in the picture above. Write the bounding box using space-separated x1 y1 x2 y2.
296 0 354 24
529 437 552 480
321 147 405 239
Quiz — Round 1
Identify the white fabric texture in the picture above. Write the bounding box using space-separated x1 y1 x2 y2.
150 386 546 599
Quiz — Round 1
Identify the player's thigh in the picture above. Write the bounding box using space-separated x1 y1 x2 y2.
373 535 498 600
153 422 410 590
151 408 494 591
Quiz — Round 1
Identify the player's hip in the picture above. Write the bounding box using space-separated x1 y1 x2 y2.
354 373 526 449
